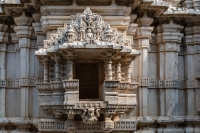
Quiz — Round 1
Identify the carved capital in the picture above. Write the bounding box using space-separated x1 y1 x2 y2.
14 26 33 38
14 12 33 26
135 27 154 39
32 23 44 36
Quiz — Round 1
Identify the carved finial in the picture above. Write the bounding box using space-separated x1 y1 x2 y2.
84 7 92 15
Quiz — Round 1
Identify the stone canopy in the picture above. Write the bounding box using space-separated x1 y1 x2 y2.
35 7 140 58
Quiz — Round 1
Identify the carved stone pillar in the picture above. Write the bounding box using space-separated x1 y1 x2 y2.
43 57 49 83
0 24 8 118
67 58 73 80
125 60 132 83
135 13 154 132
62 52 79 107
135 12 153 117
184 26 196 121
106 58 112 80
116 61 122 81
51 54 64 106
14 12 33 118
156 19 184 133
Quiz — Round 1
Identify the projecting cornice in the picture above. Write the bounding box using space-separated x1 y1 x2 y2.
35 7 140 57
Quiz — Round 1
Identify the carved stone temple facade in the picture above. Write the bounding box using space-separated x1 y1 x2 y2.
1 0 200 133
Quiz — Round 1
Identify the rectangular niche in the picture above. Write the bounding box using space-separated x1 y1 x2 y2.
75 63 99 99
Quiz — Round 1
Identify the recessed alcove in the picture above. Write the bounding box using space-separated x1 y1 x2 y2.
75 63 99 100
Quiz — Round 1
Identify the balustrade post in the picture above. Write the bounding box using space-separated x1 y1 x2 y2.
116 61 121 81
106 58 112 80
125 61 132 83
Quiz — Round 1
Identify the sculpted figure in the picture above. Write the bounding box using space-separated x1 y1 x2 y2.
85 29 96 44
104 25 113 42
81 108 100 124
83 7 95 26
66 25 77 42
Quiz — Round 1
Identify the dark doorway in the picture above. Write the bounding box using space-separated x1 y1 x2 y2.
75 63 99 99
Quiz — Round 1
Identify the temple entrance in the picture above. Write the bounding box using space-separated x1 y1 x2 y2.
75 63 99 99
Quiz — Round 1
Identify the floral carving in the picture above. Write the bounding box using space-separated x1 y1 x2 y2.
43 7 133 49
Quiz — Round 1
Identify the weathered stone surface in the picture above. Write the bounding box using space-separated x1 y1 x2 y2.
0 0 200 133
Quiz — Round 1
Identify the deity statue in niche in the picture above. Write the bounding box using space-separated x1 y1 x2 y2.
81 108 100 124
85 28 96 44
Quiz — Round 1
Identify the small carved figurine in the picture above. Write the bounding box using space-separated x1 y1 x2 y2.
81 108 100 124
85 29 96 44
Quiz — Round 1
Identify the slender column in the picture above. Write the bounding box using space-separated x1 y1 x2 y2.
51 54 63 106
0 24 9 117
67 58 73 80
135 12 154 132
104 61 108 80
125 61 132 82
185 27 195 117
116 61 121 81
43 57 49 83
106 58 112 80
136 27 153 116
55 59 61 81
62 53 78 107
14 12 33 118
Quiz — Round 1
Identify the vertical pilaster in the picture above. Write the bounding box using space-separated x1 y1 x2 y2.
184 27 195 117
157 19 184 133
14 12 33 118
135 13 153 117
135 12 154 133
0 24 9 117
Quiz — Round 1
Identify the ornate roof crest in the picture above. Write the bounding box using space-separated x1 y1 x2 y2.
43 7 134 50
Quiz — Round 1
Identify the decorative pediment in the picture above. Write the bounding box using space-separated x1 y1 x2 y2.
43 7 134 51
